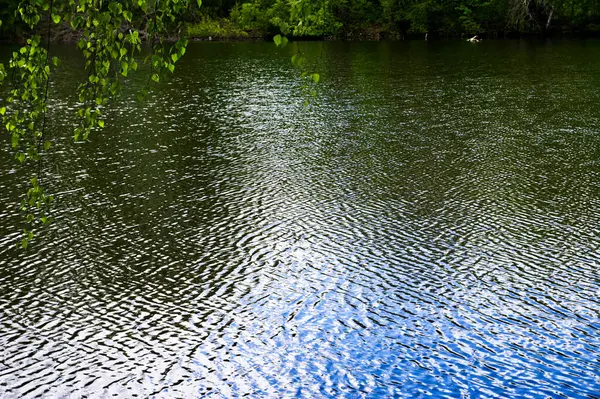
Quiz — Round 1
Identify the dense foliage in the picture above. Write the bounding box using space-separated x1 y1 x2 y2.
2 0 598 42
231 0 599 37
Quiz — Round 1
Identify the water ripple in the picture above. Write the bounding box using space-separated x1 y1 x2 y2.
1 40 600 398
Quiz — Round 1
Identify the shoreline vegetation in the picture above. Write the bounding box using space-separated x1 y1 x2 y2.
2 19 599 44
1 0 599 44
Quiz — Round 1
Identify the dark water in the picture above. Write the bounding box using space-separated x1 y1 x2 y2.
1 39 600 398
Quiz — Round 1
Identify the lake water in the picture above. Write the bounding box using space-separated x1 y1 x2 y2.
1 39 600 398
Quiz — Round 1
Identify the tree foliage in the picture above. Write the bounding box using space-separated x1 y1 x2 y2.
1 0 201 247
227 0 598 36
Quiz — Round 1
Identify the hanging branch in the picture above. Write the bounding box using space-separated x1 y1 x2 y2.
0 0 200 248
0 3 57 248
38 0 55 185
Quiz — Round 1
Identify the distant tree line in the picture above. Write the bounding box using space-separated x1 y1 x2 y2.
1 0 599 41
231 0 598 37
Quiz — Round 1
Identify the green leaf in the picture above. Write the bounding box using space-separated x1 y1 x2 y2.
197 0 202 7
151 73 160 83
176 38 188 49
98 120 105 128
168 63 175 73
21 238 28 249
52 14 61 24
0 107 5 115
43 141 51 151
52 56 61 67
311 73 320 84
71 15 83 29
171 53 179 63
281 36 288 47
273 34 282 47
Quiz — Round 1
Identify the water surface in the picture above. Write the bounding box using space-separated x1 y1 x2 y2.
1 39 600 398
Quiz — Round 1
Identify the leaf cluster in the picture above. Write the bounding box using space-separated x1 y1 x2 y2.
0 0 200 247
